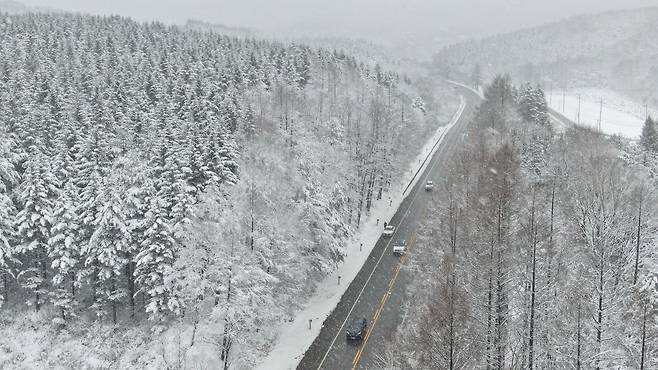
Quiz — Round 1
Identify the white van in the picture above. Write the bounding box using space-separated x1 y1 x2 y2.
393 240 406 255
382 225 395 237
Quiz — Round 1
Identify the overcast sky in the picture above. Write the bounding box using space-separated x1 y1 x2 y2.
18 0 657 42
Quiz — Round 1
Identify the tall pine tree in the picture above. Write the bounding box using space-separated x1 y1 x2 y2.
14 151 58 311
134 194 180 321
48 180 81 322
0 132 19 305
84 175 131 323
640 116 658 152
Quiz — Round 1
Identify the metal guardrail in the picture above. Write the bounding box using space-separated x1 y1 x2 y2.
402 96 466 195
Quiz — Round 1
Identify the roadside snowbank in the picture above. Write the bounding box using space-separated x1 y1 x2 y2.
256 94 467 370
547 88 652 139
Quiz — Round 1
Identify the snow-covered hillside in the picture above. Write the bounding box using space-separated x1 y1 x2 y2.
182 19 258 38
0 0 61 14
435 7 658 104
0 0 32 14
548 88 652 139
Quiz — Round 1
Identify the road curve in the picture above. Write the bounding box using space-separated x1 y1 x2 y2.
296 83 483 370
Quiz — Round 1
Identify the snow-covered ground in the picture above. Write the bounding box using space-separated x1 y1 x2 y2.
547 88 653 139
255 94 467 370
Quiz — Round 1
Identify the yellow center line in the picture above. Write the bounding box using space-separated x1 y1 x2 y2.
329 97 462 370
351 184 431 369
387 268 399 290
351 228 419 370
352 289 391 368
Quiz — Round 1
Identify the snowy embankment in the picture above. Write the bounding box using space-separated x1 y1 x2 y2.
256 94 466 370
547 88 652 139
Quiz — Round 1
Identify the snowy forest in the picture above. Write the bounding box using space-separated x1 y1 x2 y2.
376 77 658 369
0 12 453 368
3 1 657 369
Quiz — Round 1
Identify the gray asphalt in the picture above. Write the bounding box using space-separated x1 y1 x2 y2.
296 84 482 370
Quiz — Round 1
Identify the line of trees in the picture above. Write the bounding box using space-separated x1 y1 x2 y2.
378 76 658 369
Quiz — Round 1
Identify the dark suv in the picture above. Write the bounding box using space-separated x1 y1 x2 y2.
346 317 367 341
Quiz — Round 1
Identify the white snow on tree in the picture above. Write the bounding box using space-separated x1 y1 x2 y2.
0 131 19 306
412 96 427 115
135 194 180 321
48 180 81 321
14 151 58 311
84 174 131 323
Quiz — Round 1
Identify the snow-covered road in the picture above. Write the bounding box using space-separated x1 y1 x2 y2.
255 83 475 370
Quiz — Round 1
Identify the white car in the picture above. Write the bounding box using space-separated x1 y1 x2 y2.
425 180 434 191
393 240 406 255
382 225 395 237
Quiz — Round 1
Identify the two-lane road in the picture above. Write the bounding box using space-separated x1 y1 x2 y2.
297 84 483 370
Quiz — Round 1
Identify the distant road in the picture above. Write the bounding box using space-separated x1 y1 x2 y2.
548 107 574 132
296 83 483 370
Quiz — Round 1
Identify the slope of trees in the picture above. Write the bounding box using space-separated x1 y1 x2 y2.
378 76 658 369
0 11 454 369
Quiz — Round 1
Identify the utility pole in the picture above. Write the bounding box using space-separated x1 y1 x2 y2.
640 302 647 370
250 181 254 251
598 98 603 132
562 88 566 113
577 94 581 125
634 192 643 285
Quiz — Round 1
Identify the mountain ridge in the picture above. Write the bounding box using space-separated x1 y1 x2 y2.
434 6 658 103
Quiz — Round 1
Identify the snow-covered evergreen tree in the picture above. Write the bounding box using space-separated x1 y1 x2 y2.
0 132 19 306
517 83 549 126
412 96 427 115
48 180 81 322
640 116 658 152
14 151 58 311
134 194 180 321
84 175 131 323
